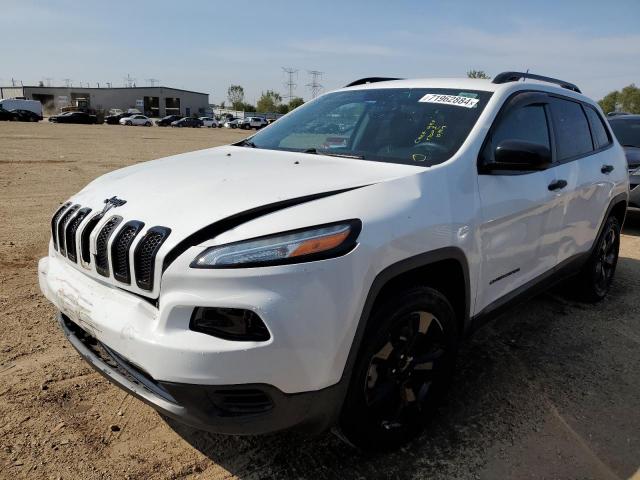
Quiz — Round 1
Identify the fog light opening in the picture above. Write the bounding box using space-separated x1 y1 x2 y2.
189 307 270 341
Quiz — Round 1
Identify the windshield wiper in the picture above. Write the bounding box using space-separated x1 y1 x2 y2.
302 148 364 159
622 144 640 148
237 139 258 148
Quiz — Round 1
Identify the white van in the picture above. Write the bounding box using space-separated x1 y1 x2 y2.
0 99 43 119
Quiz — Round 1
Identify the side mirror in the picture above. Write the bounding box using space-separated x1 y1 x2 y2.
487 140 552 171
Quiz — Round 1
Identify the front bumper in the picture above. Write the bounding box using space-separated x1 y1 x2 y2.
57 313 340 434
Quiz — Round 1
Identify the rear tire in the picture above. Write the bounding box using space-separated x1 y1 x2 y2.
575 215 620 302
339 286 458 451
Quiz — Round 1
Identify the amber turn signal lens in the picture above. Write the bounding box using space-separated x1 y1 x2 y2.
290 230 350 257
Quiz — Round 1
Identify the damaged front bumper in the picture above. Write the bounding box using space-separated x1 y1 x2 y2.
56 313 339 434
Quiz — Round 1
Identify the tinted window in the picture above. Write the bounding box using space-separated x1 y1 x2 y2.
550 99 593 160
609 118 640 148
249 88 493 166
584 107 610 149
491 104 550 151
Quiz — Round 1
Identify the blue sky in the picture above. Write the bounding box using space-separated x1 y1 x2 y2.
1 0 638 103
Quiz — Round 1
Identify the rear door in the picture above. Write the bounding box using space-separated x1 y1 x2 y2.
544 97 615 265
476 92 557 312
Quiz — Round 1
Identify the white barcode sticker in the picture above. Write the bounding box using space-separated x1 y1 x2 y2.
419 93 479 108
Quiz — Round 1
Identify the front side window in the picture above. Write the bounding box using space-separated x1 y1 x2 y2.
550 98 593 160
491 104 550 151
247 88 492 166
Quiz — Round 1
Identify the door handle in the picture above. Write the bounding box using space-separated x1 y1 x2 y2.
548 179 567 191
601 164 614 174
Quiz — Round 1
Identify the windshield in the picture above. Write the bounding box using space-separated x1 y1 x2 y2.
609 118 640 148
247 88 492 166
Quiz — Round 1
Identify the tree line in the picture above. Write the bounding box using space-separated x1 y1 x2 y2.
224 85 304 114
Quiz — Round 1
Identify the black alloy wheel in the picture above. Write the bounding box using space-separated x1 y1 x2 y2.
340 286 457 451
576 215 620 302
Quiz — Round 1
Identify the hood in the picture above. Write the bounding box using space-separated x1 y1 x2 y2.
623 146 640 168
72 145 423 250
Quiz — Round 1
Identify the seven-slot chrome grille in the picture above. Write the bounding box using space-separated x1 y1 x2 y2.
50 203 171 294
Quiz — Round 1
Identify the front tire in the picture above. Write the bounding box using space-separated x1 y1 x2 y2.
576 215 620 302
339 286 458 451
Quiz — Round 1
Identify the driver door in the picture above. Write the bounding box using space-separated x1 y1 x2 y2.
476 93 557 312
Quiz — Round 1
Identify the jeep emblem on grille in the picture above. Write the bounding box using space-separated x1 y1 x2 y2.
101 196 127 214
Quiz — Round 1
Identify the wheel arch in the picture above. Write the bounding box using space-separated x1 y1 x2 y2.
340 247 471 384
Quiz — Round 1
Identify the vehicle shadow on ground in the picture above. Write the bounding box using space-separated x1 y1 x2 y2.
165 257 640 480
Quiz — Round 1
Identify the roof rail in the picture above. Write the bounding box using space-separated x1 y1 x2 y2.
345 77 402 88
492 71 581 94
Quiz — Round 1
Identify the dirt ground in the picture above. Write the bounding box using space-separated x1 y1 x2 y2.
0 121 639 480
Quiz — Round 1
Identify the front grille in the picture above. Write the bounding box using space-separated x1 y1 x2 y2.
94 216 122 277
134 227 171 291
80 213 104 264
51 202 71 251
111 221 144 284
57 205 80 256
51 202 171 296
65 207 92 262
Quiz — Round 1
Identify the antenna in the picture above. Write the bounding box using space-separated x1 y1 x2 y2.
306 70 324 98
282 67 298 101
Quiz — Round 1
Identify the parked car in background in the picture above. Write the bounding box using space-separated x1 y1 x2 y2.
240 116 269 130
0 99 43 119
199 117 219 128
609 114 640 209
156 115 182 126
105 112 133 125
0 107 16 121
171 117 203 128
49 111 98 124
11 109 42 122
120 114 153 126
223 117 241 128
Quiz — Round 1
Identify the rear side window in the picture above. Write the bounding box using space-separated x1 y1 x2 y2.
491 104 550 150
550 99 593 160
584 107 611 149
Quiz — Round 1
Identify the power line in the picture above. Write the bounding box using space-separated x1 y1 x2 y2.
306 70 324 98
282 67 298 101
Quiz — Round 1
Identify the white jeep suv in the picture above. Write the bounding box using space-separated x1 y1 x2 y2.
39 72 629 451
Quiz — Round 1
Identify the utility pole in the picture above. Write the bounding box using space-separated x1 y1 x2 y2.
124 74 136 88
307 70 324 99
63 78 71 88
45 77 52 87
282 67 298 102
146 78 159 87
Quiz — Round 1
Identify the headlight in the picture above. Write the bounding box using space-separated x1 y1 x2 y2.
191 220 361 268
